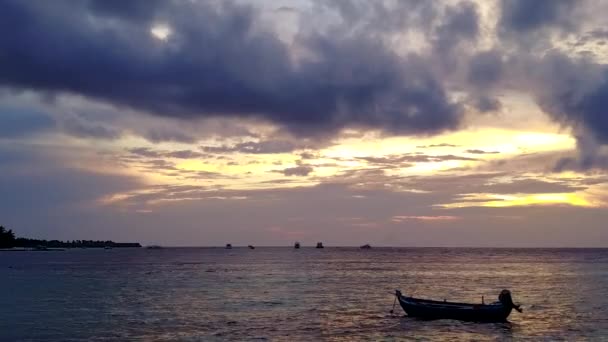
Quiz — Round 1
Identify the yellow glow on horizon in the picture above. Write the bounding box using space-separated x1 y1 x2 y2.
513 132 574 151
80 118 588 209
441 192 594 208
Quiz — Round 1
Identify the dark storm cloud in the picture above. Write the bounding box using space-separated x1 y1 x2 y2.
466 50 503 113
85 0 163 21
499 0 581 34
530 53 608 145
0 0 463 137
468 50 503 88
469 95 502 113
314 0 438 35
433 1 479 54
553 136 608 171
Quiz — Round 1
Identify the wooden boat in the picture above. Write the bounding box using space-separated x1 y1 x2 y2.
360 244 371 249
248 245 255 249
315 242 324 248
395 289 521 322
294 242 300 249
225 244 232 249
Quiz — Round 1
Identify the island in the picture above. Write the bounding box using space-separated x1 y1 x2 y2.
0 226 141 249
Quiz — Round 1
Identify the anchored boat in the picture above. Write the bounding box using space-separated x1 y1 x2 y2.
394 289 521 322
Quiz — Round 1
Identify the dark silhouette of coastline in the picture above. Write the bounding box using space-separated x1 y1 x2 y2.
0 225 141 249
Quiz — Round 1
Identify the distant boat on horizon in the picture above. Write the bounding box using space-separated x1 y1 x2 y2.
146 245 162 249
294 242 300 249
248 245 255 249
360 244 371 249
225 244 232 249
316 242 324 249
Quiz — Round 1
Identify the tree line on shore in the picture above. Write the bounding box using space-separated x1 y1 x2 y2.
0 226 141 248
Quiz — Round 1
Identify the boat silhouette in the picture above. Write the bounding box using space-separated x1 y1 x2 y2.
394 289 522 322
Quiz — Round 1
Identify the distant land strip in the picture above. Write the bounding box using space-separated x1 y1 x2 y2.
0 226 141 249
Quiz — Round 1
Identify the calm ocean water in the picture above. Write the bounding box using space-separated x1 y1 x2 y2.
2 247 608 341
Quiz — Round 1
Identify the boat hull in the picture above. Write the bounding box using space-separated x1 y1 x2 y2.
396 292 512 322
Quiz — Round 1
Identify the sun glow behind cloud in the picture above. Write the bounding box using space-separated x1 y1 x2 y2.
150 25 171 40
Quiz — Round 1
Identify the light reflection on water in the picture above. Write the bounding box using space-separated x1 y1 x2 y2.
1 248 608 341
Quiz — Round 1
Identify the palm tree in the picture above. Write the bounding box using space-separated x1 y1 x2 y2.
0 226 16 248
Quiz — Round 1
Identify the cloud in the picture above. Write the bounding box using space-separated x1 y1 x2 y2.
417 143 459 148
479 178 587 194
524 53 608 151
126 147 206 160
575 28 608 46
127 147 161 158
0 107 54 138
278 165 314 177
201 140 301 154
433 1 479 55
85 0 163 21
356 153 477 166
165 150 205 159
143 128 198 144
466 149 500 154
469 95 502 113
498 0 581 35
0 144 141 217
392 215 459 222
468 50 504 88
60 117 121 140
0 0 463 138
141 159 180 171
553 135 608 171
201 138 332 155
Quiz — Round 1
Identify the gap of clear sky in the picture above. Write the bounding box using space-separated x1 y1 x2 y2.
1 0 608 247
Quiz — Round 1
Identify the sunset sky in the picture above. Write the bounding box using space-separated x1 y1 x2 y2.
1 0 608 246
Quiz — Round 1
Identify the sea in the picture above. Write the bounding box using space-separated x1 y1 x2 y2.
1 247 608 341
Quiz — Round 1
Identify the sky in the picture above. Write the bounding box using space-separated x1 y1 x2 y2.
1 0 608 247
